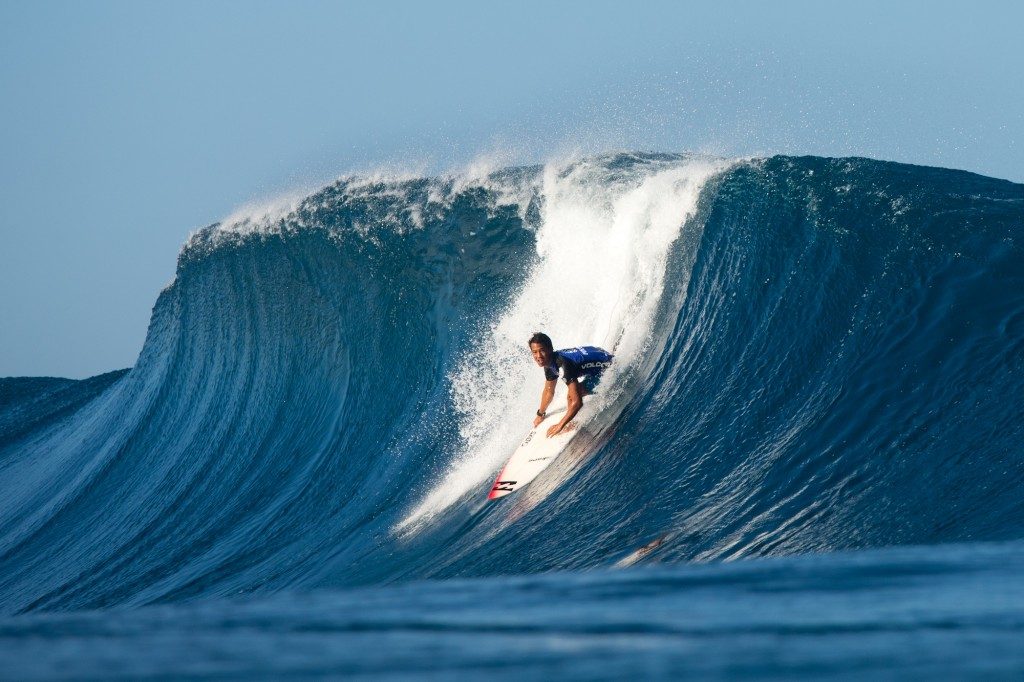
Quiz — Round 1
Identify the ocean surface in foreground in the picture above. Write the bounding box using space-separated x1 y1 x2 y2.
2 540 1022 679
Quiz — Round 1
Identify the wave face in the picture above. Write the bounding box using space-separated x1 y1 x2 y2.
1 153 1022 615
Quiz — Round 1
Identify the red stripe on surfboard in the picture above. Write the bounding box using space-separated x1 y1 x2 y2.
488 463 512 500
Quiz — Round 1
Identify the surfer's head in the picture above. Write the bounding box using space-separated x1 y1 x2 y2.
528 332 554 367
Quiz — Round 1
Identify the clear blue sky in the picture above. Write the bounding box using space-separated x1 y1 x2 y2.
2 1 1022 378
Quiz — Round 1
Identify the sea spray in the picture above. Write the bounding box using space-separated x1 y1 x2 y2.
398 153 730 531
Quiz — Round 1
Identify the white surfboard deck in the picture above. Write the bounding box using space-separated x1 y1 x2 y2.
488 406 586 500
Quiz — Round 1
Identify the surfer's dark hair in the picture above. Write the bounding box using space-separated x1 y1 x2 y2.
528 332 553 351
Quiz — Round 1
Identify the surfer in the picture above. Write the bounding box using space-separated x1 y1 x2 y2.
529 332 613 437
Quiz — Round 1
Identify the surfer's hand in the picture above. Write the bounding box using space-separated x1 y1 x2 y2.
546 423 563 438
533 414 545 427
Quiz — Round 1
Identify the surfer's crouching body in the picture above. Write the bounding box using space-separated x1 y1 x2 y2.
528 332 614 438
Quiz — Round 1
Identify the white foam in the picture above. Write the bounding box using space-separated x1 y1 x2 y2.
397 153 731 533
218 188 314 235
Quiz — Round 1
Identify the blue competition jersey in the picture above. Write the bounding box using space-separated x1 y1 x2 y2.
544 346 614 384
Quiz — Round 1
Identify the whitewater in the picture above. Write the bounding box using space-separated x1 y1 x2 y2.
1 152 1023 678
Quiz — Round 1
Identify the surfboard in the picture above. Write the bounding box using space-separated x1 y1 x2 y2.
488 407 584 500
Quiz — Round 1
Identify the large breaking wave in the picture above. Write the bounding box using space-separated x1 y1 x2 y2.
1 153 1022 615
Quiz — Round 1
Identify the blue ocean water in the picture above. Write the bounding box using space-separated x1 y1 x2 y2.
1 153 1022 678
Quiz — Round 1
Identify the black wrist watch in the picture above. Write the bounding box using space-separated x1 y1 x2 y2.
536 409 545 417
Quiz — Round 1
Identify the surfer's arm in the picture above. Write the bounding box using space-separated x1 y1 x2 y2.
547 380 583 437
534 379 557 426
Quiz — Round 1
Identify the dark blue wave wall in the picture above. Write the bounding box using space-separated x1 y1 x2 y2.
0 174 539 614
1 155 1022 614
664 157 1024 556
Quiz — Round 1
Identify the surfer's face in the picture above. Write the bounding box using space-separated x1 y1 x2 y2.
530 342 552 367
